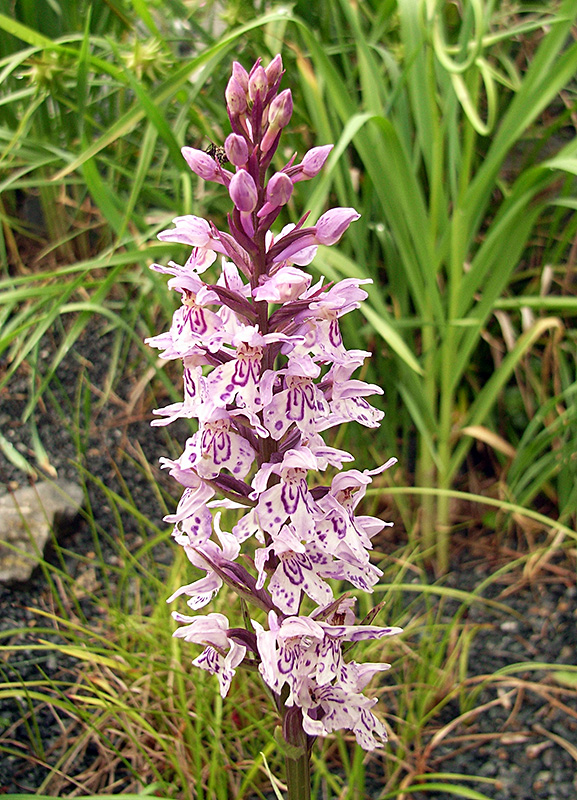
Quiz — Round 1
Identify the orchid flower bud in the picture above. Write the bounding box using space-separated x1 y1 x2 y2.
181 147 222 182
265 54 283 86
315 208 360 245
231 61 249 92
260 89 293 154
268 89 293 130
284 145 333 183
229 169 258 213
301 144 333 177
226 75 247 116
248 65 267 103
225 133 249 167
257 172 293 218
267 172 293 206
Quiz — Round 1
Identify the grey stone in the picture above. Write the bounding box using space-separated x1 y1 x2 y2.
0 480 84 584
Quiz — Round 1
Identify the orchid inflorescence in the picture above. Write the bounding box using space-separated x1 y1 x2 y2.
147 54 401 756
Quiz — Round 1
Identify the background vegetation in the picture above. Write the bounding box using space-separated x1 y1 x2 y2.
0 1 576 798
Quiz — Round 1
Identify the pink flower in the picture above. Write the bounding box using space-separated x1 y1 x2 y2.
286 145 334 182
157 214 213 247
248 64 267 103
298 683 388 750
268 89 293 128
254 527 333 614
178 404 256 480
268 209 360 265
315 207 360 245
171 612 246 697
253 609 401 742
251 449 319 540
252 266 311 302
150 360 204 426
167 514 240 610
145 287 225 359
261 89 293 153
231 61 249 92
263 373 329 440
159 460 215 544
265 54 283 85
206 325 301 412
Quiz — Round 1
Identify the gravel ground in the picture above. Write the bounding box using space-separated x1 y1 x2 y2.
407 572 577 800
1 321 576 798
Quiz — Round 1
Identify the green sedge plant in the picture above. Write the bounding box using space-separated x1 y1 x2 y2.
282 0 577 570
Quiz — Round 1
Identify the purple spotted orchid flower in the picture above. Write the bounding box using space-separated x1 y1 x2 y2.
148 55 401 798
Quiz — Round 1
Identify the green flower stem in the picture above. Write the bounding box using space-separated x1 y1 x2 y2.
285 749 311 800
282 706 312 800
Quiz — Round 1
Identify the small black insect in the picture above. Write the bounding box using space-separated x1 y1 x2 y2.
205 142 228 165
